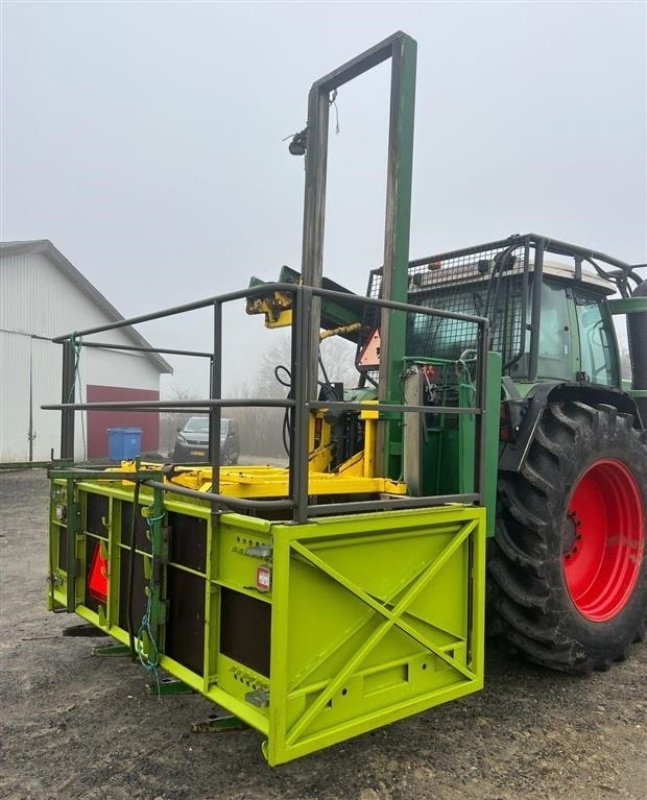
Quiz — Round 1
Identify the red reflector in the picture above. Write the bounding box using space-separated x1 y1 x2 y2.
256 565 271 593
88 545 108 604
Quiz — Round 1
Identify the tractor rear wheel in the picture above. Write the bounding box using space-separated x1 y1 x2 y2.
489 400 647 673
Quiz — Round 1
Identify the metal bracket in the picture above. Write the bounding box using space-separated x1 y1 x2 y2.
245 688 270 708
192 713 248 733
147 676 193 696
62 623 108 638
92 643 130 657
245 544 273 558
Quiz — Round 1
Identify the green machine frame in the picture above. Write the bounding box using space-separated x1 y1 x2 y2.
44 33 494 765
49 478 485 765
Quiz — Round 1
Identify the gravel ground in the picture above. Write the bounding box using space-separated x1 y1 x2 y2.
1 469 645 800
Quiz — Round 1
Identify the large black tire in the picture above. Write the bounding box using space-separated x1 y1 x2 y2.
489 400 647 673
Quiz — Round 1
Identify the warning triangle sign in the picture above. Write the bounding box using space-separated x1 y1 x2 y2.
88 545 108 604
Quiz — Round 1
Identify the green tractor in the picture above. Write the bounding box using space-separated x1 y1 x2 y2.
44 32 646 764
250 230 647 675
360 233 647 673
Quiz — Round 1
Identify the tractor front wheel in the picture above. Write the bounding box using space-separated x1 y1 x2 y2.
489 400 647 673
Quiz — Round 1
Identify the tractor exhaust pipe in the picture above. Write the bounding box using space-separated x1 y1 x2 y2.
627 279 647 427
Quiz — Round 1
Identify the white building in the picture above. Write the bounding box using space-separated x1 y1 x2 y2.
0 240 172 463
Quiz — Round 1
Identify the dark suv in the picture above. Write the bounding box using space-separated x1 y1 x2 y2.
172 416 240 464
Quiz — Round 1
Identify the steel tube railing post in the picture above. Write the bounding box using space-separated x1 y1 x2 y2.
60 339 75 459
528 237 545 382
475 321 490 504
289 287 311 523
301 88 330 397
210 301 222 504
517 237 531 363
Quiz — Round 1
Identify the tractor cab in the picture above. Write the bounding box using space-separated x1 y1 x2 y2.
389 239 625 389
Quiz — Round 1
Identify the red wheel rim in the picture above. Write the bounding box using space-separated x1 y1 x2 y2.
563 459 645 622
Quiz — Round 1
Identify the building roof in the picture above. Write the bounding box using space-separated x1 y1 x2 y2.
0 240 173 374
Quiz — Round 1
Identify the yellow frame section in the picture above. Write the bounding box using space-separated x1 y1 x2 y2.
116 403 404 501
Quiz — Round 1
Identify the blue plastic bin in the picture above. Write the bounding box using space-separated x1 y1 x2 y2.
107 427 143 461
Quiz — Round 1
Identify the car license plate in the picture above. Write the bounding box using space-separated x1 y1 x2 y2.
190 450 205 456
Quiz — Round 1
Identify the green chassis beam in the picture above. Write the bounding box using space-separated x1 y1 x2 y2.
608 297 647 314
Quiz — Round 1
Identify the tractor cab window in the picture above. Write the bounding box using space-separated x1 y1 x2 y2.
406 275 524 365
537 280 572 381
407 285 482 361
574 290 617 386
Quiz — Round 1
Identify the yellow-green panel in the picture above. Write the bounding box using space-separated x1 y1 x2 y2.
265 508 484 765
47 480 485 766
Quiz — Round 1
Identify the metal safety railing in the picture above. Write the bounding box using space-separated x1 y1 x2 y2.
44 281 490 524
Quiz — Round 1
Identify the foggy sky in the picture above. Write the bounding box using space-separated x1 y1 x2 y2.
2 1 646 397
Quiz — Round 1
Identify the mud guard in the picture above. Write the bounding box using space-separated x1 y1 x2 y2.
499 382 644 474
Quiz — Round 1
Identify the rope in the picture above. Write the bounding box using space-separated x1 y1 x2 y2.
135 510 166 698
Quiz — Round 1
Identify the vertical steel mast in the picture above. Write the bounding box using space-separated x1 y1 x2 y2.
299 31 417 477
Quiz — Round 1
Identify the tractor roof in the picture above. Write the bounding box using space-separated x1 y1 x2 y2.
407 256 616 296
542 260 616 294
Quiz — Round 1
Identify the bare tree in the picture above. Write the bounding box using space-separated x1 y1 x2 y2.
227 332 361 460
319 335 360 388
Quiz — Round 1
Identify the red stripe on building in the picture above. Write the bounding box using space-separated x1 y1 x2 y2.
86 385 160 458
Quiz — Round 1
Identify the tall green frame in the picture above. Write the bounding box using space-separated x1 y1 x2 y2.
300 31 417 478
